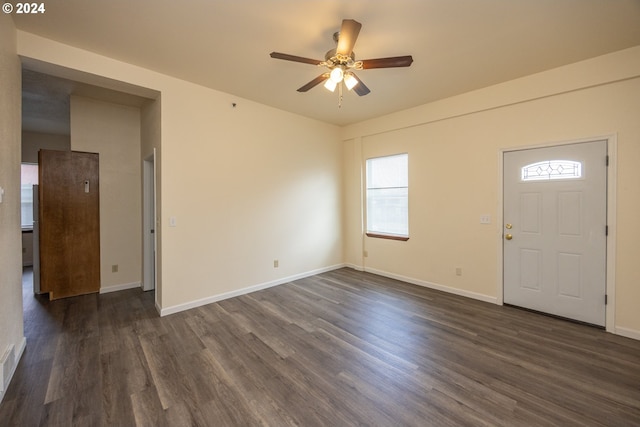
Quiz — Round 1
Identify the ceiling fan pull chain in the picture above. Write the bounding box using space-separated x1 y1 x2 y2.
338 82 343 108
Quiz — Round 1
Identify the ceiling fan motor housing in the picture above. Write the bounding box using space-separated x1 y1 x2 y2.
323 49 360 70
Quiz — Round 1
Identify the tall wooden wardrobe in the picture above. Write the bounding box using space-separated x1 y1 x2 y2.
38 149 100 300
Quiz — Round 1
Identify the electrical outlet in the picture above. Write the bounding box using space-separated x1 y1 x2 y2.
273 259 279 268
112 264 118 273
363 251 369 258
455 267 462 276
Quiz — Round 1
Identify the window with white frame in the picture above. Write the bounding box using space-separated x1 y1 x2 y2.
365 153 409 240
21 163 38 229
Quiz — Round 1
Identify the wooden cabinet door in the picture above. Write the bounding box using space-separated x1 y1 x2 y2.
39 150 100 300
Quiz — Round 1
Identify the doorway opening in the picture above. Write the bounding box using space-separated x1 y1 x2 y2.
142 150 157 297
20 63 160 317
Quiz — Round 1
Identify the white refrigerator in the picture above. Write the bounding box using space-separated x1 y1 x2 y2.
32 184 41 294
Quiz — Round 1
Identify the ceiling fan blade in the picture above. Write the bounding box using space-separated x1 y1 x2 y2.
297 74 329 92
361 55 414 69
270 52 322 65
351 73 370 96
336 19 362 55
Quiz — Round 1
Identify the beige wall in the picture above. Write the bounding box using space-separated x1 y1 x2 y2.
17 32 343 313
158 83 343 311
343 46 640 338
70 96 143 291
21 131 70 163
0 14 25 398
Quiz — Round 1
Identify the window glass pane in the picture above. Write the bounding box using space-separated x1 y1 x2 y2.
366 153 408 237
521 160 582 181
21 164 38 228
366 187 408 236
367 154 408 188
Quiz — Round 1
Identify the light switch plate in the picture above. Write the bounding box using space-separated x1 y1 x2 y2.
480 214 491 224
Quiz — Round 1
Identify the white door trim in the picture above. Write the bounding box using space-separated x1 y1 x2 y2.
497 134 617 333
142 149 157 295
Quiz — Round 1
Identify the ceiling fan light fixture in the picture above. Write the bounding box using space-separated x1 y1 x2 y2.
344 73 358 90
324 78 338 92
271 18 412 103
329 67 344 83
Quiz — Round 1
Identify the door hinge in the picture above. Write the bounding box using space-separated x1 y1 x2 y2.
605 225 609 236
606 155 609 166
605 294 608 305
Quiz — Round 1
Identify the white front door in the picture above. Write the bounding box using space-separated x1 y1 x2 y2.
503 140 607 326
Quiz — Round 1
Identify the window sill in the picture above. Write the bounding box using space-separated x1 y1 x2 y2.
366 232 409 241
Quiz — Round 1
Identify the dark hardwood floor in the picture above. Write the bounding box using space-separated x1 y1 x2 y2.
2 267 640 426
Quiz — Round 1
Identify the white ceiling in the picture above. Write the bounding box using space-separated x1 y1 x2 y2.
13 0 640 127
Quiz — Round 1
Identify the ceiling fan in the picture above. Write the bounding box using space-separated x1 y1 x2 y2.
270 19 413 105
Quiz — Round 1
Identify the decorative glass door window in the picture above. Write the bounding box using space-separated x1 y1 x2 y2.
521 160 582 182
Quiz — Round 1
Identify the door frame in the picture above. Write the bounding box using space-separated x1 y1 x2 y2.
142 149 157 295
497 134 617 333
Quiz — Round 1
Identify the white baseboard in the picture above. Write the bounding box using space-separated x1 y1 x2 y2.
0 336 26 404
364 267 640 342
160 264 346 317
99 281 141 294
362 266 498 305
358 268 640 342
615 326 640 341
153 263 640 342
344 263 364 272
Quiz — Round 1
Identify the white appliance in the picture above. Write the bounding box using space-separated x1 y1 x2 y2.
32 184 41 294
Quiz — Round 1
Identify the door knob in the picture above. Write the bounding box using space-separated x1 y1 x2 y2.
505 233 513 240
